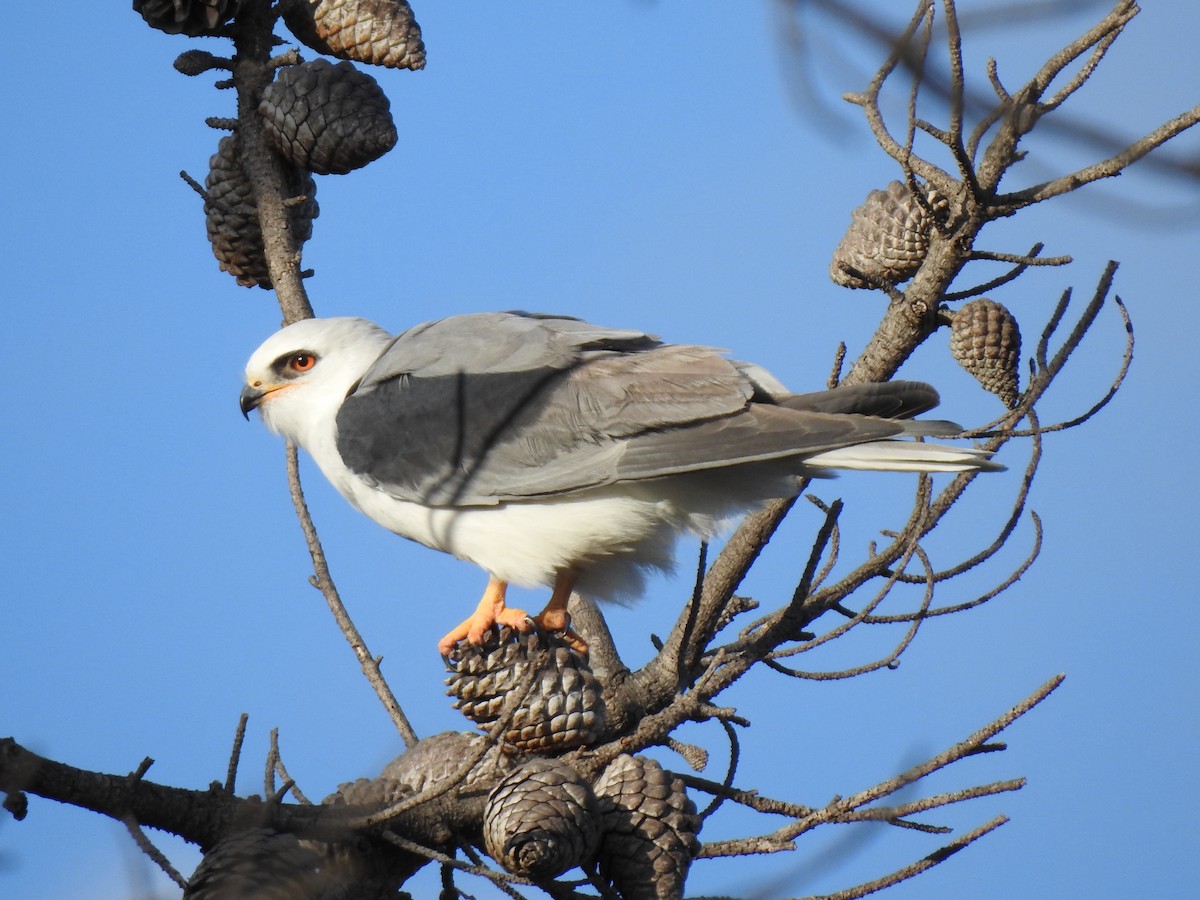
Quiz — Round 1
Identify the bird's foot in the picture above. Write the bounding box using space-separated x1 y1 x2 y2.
529 606 588 656
437 605 532 656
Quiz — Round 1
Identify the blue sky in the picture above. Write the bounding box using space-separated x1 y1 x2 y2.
2 2 1197 897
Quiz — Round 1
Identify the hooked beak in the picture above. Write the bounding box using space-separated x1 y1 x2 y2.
239 383 268 419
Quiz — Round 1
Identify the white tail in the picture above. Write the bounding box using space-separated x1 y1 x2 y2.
804 439 1002 474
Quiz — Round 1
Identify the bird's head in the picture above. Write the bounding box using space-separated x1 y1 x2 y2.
240 317 393 446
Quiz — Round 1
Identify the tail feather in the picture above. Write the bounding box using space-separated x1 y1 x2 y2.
804 439 1003 474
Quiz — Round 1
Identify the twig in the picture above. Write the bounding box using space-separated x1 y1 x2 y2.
800 815 1009 900
343 652 543 829
868 511 1042 621
269 728 312 805
122 814 188 889
696 719 742 822
228 0 312 322
787 674 1062 839
700 675 1058 866
284 442 419 747
827 342 847 389
225 713 248 794
380 831 533 898
768 541 934 678
179 169 206 198
944 244 1071 301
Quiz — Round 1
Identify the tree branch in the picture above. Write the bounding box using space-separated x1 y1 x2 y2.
285 443 419 747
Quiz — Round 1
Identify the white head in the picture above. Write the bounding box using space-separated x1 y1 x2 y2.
240 317 393 449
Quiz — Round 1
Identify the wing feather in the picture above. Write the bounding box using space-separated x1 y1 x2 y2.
334 312 950 507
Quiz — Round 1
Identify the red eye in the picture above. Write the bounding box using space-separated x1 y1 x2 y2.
289 353 316 372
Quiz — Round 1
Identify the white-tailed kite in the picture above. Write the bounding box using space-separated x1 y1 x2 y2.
240 312 999 653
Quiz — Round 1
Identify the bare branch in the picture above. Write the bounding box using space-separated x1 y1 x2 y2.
228 1 312 322
225 713 248 794
700 673 1060 867
284 443 419 747
123 813 188 889
268 728 313 806
768 541 935 678
997 104 1200 211
800 815 1009 900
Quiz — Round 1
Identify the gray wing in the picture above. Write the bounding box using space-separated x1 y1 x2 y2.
334 312 926 507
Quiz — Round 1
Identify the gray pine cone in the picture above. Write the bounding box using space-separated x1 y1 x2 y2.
483 757 600 880
381 730 496 793
183 828 325 899
445 627 607 754
830 180 947 289
282 0 426 70
593 754 701 900
950 298 1022 407
322 774 412 810
259 58 397 176
203 134 318 288
134 0 240 37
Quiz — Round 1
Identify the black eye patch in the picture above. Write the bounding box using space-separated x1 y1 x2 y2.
272 350 319 378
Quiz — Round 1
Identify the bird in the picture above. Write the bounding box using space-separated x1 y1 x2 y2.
240 312 1000 654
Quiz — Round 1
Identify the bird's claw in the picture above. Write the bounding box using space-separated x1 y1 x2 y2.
440 611 589 657
437 604 534 655
528 610 588 656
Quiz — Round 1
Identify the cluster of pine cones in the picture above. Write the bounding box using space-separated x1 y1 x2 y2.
447 627 703 898
135 0 423 288
183 629 702 899
830 180 1023 409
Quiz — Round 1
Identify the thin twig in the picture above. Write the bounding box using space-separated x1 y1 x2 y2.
380 831 533 898
269 728 312 805
225 713 248 794
769 541 934 678
343 653 543 829
122 814 188 889
800 815 1009 900
284 442 419 747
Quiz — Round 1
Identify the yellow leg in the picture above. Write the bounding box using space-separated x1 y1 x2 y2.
437 576 531 654
531 570 588 655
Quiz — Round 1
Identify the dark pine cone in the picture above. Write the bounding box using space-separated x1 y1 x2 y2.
259 58 397 176
134 0 240 37
183 828 324 899
282 0 426 70
203 134 318 289
593 754 702 900
445 626 607 754
483 757 600 880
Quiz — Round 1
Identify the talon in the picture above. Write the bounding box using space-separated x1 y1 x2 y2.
437 577 525 654
437 570 590 657
529 569 589 655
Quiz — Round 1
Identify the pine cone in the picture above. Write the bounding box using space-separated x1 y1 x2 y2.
322 775 412 810
950 298 1022 407
483 757 600 880
134 0 240 37
259 58 397 176
203 134 319 288
446 627 607 754
282 0 426 70
593 754 701 900
381 730 497 793
174 49 228 76
830 181 947 289
184 828 325 899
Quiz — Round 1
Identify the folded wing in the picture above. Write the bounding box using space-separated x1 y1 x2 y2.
334 312 968 507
